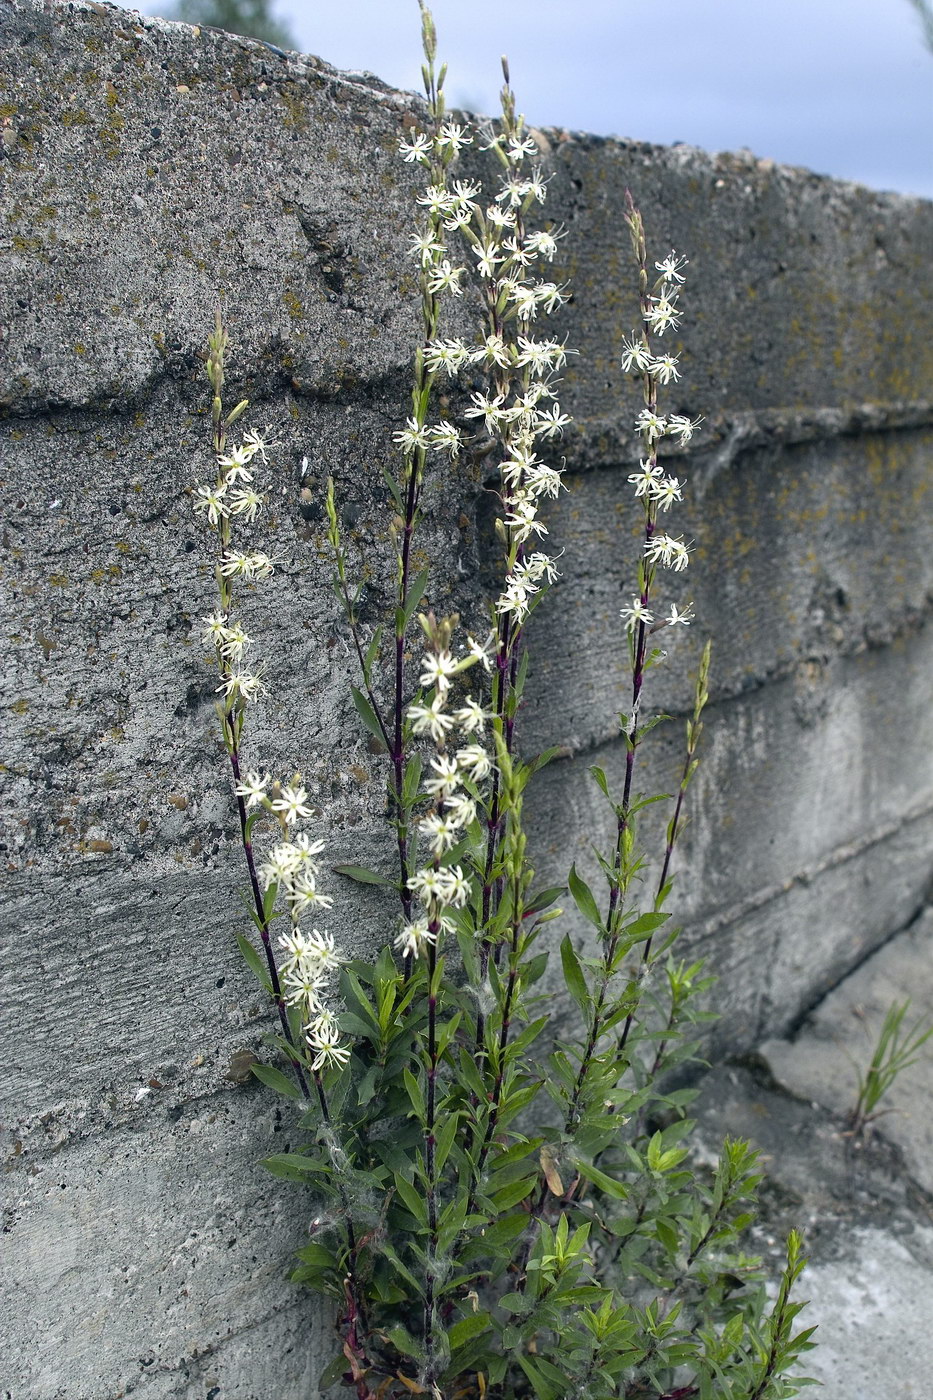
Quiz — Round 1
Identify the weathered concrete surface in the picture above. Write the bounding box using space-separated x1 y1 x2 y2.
693 1060 933 1400
2 0 933 1395
694 905 933 1400
760 905 933 1192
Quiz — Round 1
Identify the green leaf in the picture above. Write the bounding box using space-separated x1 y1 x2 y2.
401 566 430 632
318 1352 348 1391
386 1324 424 1360
403 1067 426 1123
588 764 612 803
568 864 603 931
250 1063 302 1100
261 1153 328 1180
447 1311 492 1351
350 684 387 748
332 863 396 888
382 465 404 512
236 932 272 992
363 624 384 681
402 753 423 810
560 934 589 1014
624 911 670 941
393 1172 428 1226
296 1241 338 1270
516 1353 561 1400
574 1159 630 1201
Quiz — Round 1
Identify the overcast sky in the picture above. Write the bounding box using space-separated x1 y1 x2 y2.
140 0 933 198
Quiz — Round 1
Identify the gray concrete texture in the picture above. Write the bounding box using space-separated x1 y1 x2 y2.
1 0 932 1395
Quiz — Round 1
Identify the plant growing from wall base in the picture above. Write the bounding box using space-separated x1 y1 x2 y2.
187 9 814 1397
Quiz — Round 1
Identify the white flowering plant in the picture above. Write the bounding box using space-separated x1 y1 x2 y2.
188 7 815 1398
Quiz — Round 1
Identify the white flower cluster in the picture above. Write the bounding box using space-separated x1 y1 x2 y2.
194 430 277 705
618 244 702 635
233 771 348 1071
192 437 268 526
399 636 494 960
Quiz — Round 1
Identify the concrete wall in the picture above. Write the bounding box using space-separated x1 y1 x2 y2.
2 1 932 1395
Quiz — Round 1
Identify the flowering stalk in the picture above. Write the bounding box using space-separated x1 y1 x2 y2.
388 3 472 938
193 313 310 1091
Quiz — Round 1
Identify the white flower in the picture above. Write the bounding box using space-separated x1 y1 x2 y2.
419 813 459 855
502 233 533 265
192 483 228 525
393 417 432 453
525 463 564 499
217 445 256 482
409 229 445 266
419 650 459 694
269 841 307 876
438 120 472 152
464 391 510 434
271 784 314 825
218 551 275 579
655 251 688 284
635 410 667 443
472 333 511 369
495 579 531 621
520 551 560 585
627 461 663 497
649 354 681 385
534 404 572 439
456 745 492 781
217 669 267 704
453 698 489 734
291 833 327 861
306 1013 350 1071
218 623 250 660
645 290 682 336
445 792 477 828
665 602 695 627
289 873 334 914
399 132 432 163
202 611 229 645
525 228 561 261
394 919 437 959
283 966 327 1010
302 928 341 971
227 487 263 522
620 598 654 633
437 864 471 907
487 203 518 229
473 241 504 280
408 694 454 743
465 634 494 672
408 866 449 905
427 260 465 297
451 178 482 204
533 282 568 313
242 428 275 463
424 338 471 374
417 184 457 215
647 475 683 511
423 755 462 796
278 928 314 972
645 534 691 572
504 497 548 544
429 421 463 459
507 134 537 163
668 414 704 447
234 769 268 808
